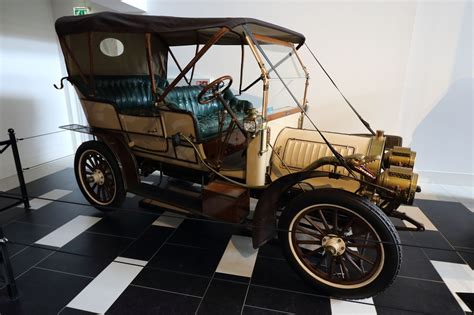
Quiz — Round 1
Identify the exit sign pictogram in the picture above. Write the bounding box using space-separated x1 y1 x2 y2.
73 7 90 16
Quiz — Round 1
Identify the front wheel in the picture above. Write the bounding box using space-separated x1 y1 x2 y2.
278 188 401 299
74 140 126 211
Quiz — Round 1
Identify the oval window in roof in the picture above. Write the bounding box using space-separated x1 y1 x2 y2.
99 38 124 57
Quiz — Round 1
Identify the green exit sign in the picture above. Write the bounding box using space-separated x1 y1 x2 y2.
73 7 90 16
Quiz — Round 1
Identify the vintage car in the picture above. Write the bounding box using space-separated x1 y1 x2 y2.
55 12 421 299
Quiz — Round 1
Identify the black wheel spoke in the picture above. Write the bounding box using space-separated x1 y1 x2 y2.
346 249 375 265
303 216 325 236
340 257 350 279
343 252 365 275
346 243 377 249
329 257 337 278
305 246 324 257
318 210 330 231
296 226 322 239
296 239 320 245
333 208 338 233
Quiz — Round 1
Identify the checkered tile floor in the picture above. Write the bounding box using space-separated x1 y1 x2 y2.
0 168 473 314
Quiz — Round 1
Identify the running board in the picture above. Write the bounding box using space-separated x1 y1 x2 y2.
131 182 202 216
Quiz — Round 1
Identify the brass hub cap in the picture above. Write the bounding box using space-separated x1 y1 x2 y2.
321 234 346 256
89 169 105 185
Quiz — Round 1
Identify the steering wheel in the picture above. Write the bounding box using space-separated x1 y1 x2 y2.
197 75 233 104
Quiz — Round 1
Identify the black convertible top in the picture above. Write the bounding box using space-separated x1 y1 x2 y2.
55 12 305 46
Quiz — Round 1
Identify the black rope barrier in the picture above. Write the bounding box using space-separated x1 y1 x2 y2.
16 129 68 141
22 154 75 171
0 191 472 257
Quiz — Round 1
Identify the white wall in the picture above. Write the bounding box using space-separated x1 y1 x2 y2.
0 0 75 180
1 0 470 185
403 1 473 184
146 0 473 184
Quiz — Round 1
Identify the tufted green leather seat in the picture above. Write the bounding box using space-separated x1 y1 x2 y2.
69 75 168 110
70 75 253 142
164 86 253 141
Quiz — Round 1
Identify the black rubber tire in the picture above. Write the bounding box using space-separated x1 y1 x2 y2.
74 140 126 211
278 188 401 299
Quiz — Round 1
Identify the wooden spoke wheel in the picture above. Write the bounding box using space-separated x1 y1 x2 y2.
74 141 125 210
278 189 401 299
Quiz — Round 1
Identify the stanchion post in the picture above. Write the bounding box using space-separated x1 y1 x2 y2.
0 227 18 299
8 129 29 209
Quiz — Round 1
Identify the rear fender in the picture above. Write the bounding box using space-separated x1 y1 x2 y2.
95 131 140 191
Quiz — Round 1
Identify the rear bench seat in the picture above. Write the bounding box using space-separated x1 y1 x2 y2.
69 76 253 141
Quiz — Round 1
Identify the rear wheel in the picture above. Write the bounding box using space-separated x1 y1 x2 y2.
74 141 125 211
278 188 401 299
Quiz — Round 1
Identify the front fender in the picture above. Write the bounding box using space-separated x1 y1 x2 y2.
252 171 348 248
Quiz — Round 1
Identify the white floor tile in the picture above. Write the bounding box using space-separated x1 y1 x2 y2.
35 215 101 248
114 256 148 267
216 235 259 278
152 211 184 228
399 205 437 231
41 189 73 200
27 198 53 210
431 260 474 313
26 189 72 210
462 202 474 213
330 298 376 315
67 261 143 314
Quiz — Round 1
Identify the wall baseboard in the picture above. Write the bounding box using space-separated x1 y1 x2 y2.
417 170 474 187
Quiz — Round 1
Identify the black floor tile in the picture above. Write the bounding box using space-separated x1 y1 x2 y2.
258 238 285 260
59 307 97 315
58 189 88 204
16 202 101 229
60 232 133 260
8 168 77 197
197 279 248 315
214 272 250 284
167 219 236 250
86 209 157 238
6 243 26 258
242 306 290 314
457 247 474 269
245 285 330 314
0 195 20 211
251 256 317 294
416 200 474 249
148 243 224 277
0 205 28 227
3 221 54 245
398 231 442 281
10 246 52 278
374 276 465 315
132 267 210 297
457 292 474 313
38 251 111 278
106 284 201 314
0 267 91 315
119 225 174 261
410 230 465 264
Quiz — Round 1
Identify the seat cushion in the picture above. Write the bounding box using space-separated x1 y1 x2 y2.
164 86 253 141
69 75 168 110
197 111 247 141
